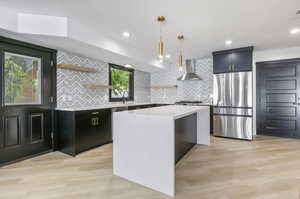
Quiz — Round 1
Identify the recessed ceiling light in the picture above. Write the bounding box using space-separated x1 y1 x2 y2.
165 54 171 58
159 59 163 63
122 32 131 37
124 64 133 68
225 40 233 45
290 28 300 35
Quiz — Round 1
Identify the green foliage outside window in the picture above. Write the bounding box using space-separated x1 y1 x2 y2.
111 68 130 97
4 54 40 104
4 57 27 103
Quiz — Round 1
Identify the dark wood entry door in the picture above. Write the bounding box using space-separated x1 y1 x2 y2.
0 38 56 165
257 59 300 138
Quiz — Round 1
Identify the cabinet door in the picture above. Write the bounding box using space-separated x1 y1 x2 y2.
213 53 231 74
97 109 112 143
75 111 94 153
75 109 112 154
231 50 253 72
128 106 138 110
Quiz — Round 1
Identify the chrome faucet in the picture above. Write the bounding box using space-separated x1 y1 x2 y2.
122 90 129 104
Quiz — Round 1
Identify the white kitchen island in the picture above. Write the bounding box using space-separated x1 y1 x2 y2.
113 105 210 196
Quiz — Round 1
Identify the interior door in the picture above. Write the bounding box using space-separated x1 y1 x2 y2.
0 41 55 164
257 60 300 138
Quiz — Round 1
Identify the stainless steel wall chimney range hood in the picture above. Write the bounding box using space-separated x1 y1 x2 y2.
177 59 202 81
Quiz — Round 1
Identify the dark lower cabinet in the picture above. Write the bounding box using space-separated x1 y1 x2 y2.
58 109 111 156
57 104 169 156
175 113 197 163
128 104 169 110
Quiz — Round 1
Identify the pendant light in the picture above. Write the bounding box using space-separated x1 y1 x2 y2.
157 16 165 59
177 35 184 67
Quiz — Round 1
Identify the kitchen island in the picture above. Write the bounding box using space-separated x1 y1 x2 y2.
113 105 210 196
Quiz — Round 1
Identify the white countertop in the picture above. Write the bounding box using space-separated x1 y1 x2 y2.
125 105 209 119
55 103 163 111
56 102 212 111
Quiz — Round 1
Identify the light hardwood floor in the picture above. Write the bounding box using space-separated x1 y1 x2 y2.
1 136 300 199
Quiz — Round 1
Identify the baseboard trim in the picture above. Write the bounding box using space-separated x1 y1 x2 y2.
0 149 53 168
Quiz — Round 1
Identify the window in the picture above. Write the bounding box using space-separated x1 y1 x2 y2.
109 64 134 102
4 52 42 105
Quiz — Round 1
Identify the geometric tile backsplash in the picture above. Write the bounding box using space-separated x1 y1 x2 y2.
151 58 213 104
56 50 212 107
57 51 151 108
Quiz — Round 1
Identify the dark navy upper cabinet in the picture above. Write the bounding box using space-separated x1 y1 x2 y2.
213 46 253 74
213 53 231 74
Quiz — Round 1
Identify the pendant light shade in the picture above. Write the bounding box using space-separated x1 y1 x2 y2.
177 35 184 67
157 16 165 59
158 40 164 59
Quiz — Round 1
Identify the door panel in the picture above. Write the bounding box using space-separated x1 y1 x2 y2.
265 66 296 77
75 109 111 154
266 93 296 103
231 72 252 108
266 106 296 117
29 113 44 143
0 40 55 165
4 116 20 147
258 60 300 138
213 115 252 140
213 73 231 106
213 53 231 74
231 50 253 72
265 120 296 130
266 80 296 90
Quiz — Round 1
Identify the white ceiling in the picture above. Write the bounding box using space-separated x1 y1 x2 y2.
1 0 300 72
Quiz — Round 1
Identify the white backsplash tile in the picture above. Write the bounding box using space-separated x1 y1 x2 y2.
57 51 151 108
151 58 213 103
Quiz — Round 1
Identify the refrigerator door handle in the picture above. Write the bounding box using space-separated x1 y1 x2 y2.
230 72 233 107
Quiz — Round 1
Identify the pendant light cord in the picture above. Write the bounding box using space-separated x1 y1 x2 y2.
160 22 162 42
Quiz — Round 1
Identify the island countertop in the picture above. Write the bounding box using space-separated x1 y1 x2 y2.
55 102 170 111
126 105 209 119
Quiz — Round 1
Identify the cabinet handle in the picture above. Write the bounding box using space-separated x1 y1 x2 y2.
91 117 100 126
92 112 99 115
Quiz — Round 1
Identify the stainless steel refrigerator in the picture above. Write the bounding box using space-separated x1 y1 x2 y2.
213 72 253 140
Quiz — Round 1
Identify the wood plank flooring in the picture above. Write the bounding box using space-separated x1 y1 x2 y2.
1 136 300 199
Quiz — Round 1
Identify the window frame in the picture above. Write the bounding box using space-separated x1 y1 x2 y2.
3 51 43 106
109 63 134 102
0 49 44 107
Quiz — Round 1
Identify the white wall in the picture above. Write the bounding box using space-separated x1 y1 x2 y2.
253 46 300 135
